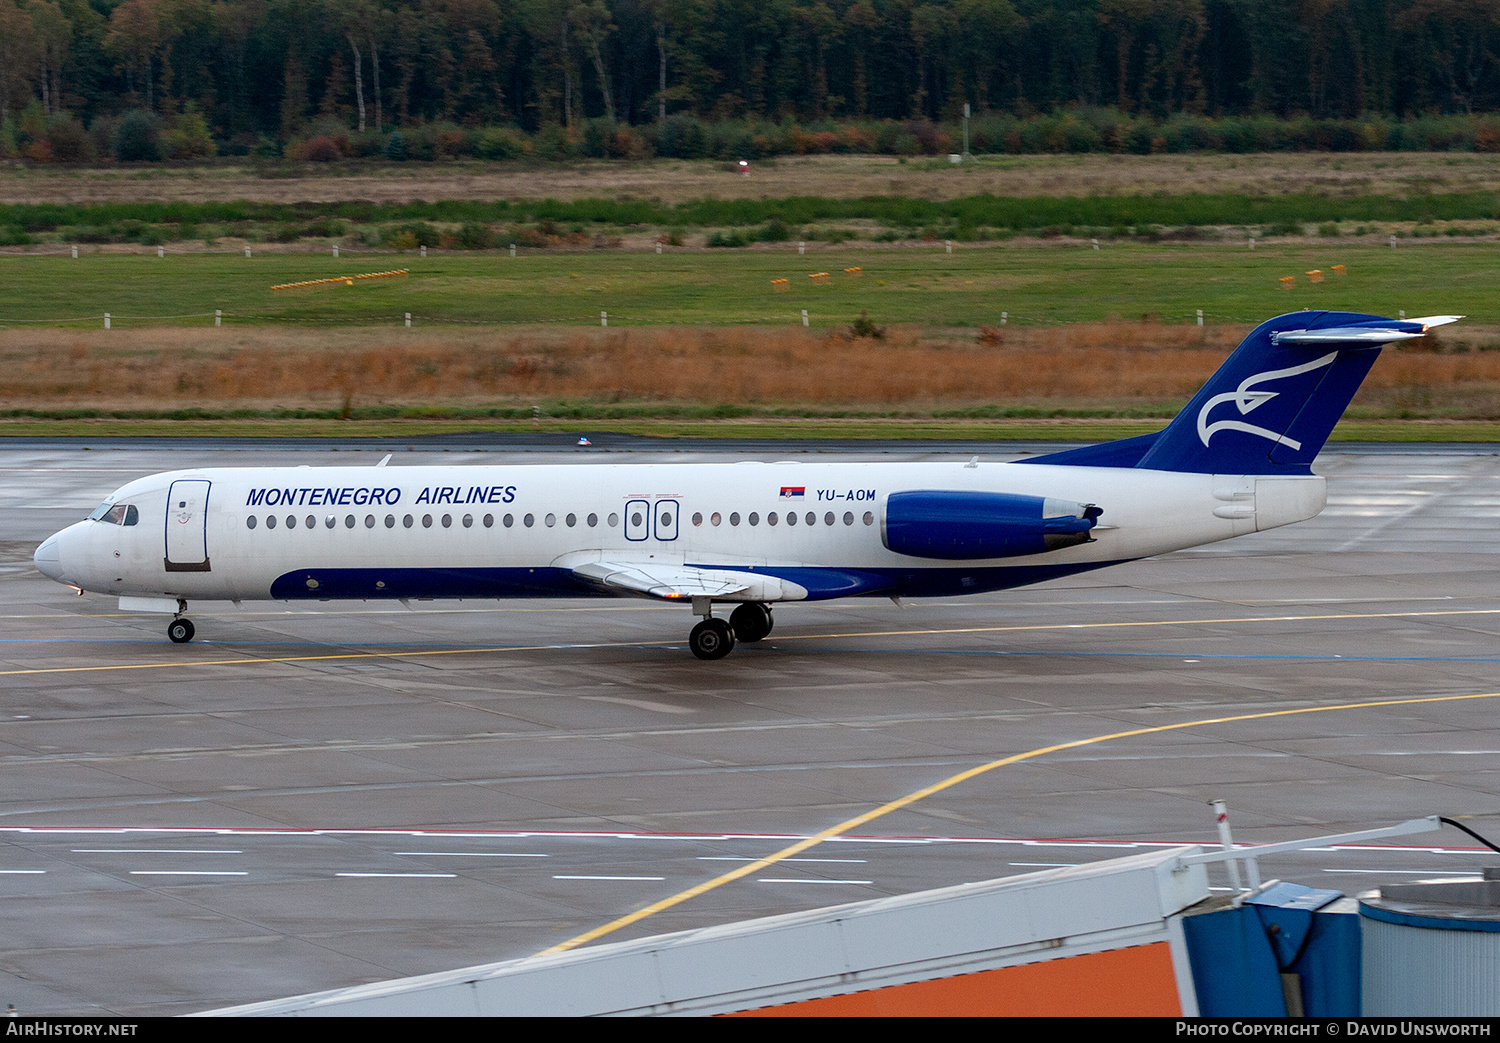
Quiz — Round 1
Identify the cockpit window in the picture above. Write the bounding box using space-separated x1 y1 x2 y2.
92 503 138 526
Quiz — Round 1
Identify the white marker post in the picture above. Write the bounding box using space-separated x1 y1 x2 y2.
420 245 426 258
601 311 608 327
333 244 339 258
798 242 805 256
1391 235 1397 249
405 312 412 328
510 243 516 258
1249 237 1255 250
103 313 110 329
1000 311 1007 325
801 309 809 328
1197 309 1204 326
70 245 78 259
215 309 222 327
1091 238 1099 251
1211 799 1244 891
157 245 164 258
945 239 953 254
656 241 662 254
245 246 252 258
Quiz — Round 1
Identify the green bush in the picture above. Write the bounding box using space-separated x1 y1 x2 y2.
383 131 407 161
475 127 526 160
112 110 161 162
705 230 749 248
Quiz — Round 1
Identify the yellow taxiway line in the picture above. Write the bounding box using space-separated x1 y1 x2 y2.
4 605 1500 678
536 688 1500 955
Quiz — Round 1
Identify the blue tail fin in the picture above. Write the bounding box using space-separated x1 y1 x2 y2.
1026 311 1435 474
1134 311 1416 474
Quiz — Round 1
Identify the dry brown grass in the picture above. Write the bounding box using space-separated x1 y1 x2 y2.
7 152 1500 206
6 321 1500 416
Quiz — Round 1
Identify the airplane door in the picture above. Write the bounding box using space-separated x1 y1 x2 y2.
164 479 212 572
624 499 650 541
654 499 680 542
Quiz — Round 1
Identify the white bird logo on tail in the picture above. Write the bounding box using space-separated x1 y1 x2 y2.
1195 352 1338 449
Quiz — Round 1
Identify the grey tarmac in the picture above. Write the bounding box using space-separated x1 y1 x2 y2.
1 441 1499 1015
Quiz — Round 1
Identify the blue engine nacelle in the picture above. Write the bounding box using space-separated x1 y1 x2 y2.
883 490 1101 560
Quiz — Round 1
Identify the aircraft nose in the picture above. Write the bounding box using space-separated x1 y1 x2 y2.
33 534 64 581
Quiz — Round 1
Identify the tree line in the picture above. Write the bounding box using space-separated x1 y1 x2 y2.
2 0 1499 151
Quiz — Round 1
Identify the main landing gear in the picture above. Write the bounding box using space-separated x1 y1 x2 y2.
688 603 773 660
167 600 195 643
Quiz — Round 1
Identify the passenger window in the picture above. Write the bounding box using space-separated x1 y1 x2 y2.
631 510 642 527
441 514 452 528
731 512 741 526
823 512 834 526
483 514 494 528
545 513 556 527
748 512 758 526
768 512 778 526
385 515 395 528
325 515 336 529
692 512 703 526
463 514 473 528
786 512 797 526
423 514 433 528
266 515 277 529
863 511 874 525
403 514 413 528
286 515 297 529
365 514 376 528
345 515 356 528
711 512 721 526
566 513 576 527
504 514 514 527
807 512 816 526
524 513 535 527
247 516 257 529
607 512 618 527
843 511 854 526
306 515 316 529
587 513 598 527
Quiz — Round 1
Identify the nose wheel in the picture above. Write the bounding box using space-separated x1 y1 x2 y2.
167 618 196 643
689 617 735 660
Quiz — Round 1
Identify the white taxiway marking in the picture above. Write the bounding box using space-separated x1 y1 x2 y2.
553 875 665 881
391 851 547 858
1009 862 1077 867
1321 869 1483 875
74 848 242 854
0 870 45 874
758 878 873 885
129 871 247 876
335 872 457 878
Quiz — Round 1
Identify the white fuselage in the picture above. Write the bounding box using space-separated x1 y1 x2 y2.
34 460 1326 606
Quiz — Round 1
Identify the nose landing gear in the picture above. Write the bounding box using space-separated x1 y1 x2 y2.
167 599 195 643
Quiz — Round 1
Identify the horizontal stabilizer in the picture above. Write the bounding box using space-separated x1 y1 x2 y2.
1272 327 1424 346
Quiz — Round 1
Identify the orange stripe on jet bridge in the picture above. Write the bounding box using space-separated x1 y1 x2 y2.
725 942 1181 1017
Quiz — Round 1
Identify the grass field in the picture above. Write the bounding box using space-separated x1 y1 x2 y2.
3 240 1498 329
7 153 1500 206
5 238 1500 439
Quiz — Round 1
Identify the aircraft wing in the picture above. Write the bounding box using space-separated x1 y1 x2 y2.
570 560 806 603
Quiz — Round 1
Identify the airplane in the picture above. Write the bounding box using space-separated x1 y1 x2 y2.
32 310 1459 660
